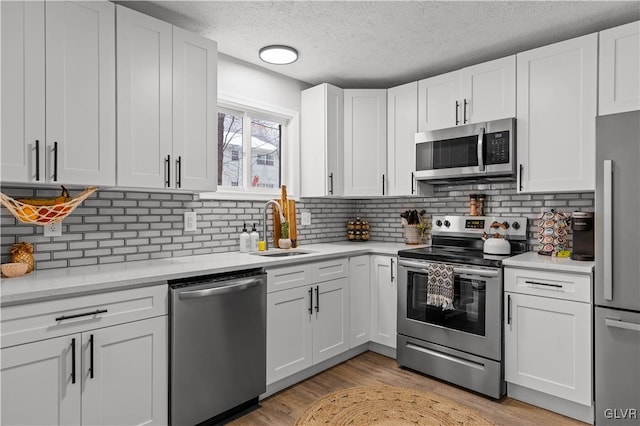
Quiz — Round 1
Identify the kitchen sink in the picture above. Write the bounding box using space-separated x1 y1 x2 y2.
250 250 313 257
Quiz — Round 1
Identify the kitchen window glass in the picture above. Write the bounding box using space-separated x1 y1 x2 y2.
217 107 284 192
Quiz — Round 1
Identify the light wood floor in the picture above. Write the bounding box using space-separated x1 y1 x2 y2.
229 351 586 425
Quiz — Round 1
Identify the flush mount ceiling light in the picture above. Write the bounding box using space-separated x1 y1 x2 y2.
259 45 298 65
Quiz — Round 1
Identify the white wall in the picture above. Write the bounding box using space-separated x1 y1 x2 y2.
218 53 311 112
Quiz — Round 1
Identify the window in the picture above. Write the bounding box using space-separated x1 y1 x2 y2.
218 107 284 191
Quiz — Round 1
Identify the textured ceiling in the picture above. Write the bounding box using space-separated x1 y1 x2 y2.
118 1 640 88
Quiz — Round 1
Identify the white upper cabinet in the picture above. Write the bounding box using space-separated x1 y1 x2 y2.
462 56 516 124
418 70 460 131
300 83 344 197
117 6 217 191
517 34 597 193
599 21 640 115
343 89 387 197
172 27 218 192
387 82 418 196
116 6 173 189
1 0 115 186
1 1 45 184
418 56 515 131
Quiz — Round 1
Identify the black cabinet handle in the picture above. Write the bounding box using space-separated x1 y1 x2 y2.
315 286 319 313
35 140 40 181
463 99 468 123
55 309 108 322
71 338 76 384
53 141 58 182
525 280 563 288
382 174 385 196
411 172 415 195
176 156 182 188
329 172 334 195
308 287 313 314
165 155 171 188
455 101 460 125
507 295 512 325
89 334 94 379
519 164 524 191
390 258 395 282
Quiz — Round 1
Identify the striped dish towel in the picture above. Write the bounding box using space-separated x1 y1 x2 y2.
427 263 455 310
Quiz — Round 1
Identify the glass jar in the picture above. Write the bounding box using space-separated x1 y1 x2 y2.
469 194 478 216
477 194 486 216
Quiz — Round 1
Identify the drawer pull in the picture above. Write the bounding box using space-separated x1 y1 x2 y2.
89 334 95 379
55 309 108 322
525 280 563 289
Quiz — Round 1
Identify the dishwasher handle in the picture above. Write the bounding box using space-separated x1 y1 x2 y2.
178 276 264 300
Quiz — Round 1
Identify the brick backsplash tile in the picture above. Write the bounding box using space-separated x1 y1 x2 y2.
0 182 594 269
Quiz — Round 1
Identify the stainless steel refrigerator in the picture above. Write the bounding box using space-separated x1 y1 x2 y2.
595 110 640 425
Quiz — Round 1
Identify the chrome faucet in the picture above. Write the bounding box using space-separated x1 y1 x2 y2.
263 200 285 251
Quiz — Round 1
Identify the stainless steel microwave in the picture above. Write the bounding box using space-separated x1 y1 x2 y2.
415 118 516 182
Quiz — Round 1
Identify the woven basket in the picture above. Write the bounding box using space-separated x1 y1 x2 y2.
0 187 98 225
403 225 422 244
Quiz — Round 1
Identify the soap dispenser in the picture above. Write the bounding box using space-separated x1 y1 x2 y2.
250 223 259 252
240 223 250 253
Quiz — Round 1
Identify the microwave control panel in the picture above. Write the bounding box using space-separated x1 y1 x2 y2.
485 131 510 164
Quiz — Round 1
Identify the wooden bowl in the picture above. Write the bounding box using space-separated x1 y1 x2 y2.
1 262 29 278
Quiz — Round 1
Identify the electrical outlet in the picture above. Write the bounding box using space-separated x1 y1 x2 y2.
301 212 311 226
184 212 197 232
44 221 62 237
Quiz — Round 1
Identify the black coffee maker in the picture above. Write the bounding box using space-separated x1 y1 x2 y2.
571 211 594 261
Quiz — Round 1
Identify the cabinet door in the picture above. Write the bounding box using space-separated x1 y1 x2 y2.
0 1 45 184
417 70 461 131
313 278 349 363
370 256 397 348
504 292 591 406
462 55 516 124
599 21 640 115
300 83 344 197
82 316 168 426
45 0 116 186
349 255 371 348
517 34 597 193
343 89 387 196
266 286 313 384
173 27 217 191
1 334 81 426
116 6 173 189
387 82 418 196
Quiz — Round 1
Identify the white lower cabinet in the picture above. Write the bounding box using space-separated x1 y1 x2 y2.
370 255 397 348
266 260 349 385
504 266 593 421
0 285 168 426
504 293 591 405
349 255 371 348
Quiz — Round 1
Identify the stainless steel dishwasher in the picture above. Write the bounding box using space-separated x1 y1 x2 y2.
169 268 266 425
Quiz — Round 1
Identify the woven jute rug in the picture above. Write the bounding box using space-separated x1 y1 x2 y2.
295 385 495 426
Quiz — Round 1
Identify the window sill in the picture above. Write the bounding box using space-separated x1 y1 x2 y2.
197 191 299 201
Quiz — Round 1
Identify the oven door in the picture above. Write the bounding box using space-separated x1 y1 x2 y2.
397 258 503 361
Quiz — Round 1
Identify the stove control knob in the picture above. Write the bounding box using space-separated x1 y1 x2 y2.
502 221 510 229
435 220 443 227
443 220 451 227
512 221 521 230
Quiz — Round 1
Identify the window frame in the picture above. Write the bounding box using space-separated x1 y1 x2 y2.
199 92 300 201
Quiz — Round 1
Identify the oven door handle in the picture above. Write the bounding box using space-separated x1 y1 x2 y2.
398 259 499 278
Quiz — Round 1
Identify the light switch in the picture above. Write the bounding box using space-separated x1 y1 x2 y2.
301 212 311 226
184 212 197 232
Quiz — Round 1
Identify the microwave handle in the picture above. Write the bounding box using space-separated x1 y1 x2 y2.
477 127 485 172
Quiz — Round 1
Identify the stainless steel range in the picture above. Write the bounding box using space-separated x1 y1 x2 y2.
397 215 527 399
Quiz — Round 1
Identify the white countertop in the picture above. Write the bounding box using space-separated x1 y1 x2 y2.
0 242 418 306
503 251 595 274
